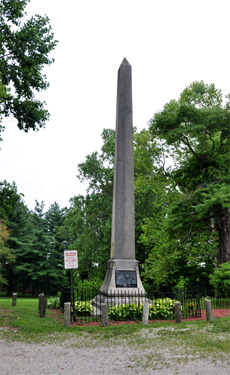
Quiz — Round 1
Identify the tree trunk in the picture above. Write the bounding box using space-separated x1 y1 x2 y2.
217 209 230 264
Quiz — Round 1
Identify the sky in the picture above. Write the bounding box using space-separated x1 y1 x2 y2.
1 0 230 211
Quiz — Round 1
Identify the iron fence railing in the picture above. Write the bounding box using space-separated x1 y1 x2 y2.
59 286 230 323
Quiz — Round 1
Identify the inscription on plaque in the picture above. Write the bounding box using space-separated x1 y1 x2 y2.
115 270 137 288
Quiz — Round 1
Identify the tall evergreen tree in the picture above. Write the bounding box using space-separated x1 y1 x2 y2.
5 198 33 294
5 199 68 294
0 180 22 220
0 220 15 286
45 202 68 291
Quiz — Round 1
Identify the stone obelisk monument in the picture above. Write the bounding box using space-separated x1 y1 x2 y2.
100 58 145 298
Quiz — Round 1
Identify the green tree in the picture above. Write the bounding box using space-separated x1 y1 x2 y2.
58 128 175 284
209 262 230 296
45 202 68 290
56 195 87 280
146 81 230 287
58 129 115 281
0 220 15 285
0 180 23 220
5 198 34 294
46 202 67 234
133 129 177 265
0 0 57 138
5 198 68 295
27 201 55 294
5 200 53 295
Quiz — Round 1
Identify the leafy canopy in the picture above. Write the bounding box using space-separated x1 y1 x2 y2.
0 0 57 138
0 220 15 285
142 81 230 288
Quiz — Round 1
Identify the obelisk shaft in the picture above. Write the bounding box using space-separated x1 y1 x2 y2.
98 58 146 298
111 58 135 260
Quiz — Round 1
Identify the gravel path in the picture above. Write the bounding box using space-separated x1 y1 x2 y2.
1 333 229 375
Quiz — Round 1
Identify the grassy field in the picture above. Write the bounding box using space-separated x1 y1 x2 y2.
0 298 229 338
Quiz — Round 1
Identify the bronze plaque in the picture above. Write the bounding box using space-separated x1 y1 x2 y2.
115 270 137 288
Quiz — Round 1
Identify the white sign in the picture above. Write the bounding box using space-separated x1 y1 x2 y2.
64 250 78 269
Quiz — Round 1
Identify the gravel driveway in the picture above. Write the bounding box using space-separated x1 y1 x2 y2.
1 328 229 375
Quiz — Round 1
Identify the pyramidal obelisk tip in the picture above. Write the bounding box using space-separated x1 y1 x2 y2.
121 57 130 66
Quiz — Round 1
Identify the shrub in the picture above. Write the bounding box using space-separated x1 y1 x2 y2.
184 301 198 316
149 298 177 319
108 298 177 321
209 262 230 297
187 301 197 311
47 296 60 309
108 302 141 321
75 300 93 316
75 280 102 301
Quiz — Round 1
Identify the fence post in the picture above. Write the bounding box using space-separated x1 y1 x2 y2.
12 293 17 306
64 302 71 327
175 301 182 323
38 293 45 312
40 298 47 318
101 303 108 327
142 302 150 325
205 299 213 322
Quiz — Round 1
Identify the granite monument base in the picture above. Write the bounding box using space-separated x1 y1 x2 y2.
91 259 146 316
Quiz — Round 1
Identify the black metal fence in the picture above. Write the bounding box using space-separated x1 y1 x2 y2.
60 286 230 323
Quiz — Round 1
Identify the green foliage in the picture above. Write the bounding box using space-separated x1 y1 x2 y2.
143 81 230 289
148 298 176 319
44 202 68 290
187 301 197 313
0 220 15 284
142 214 215 289
57 129 114 281
134 129 177 264
3 196 34 293
75 279 102 290
74 300 93 316
209 262 230 296
174 276 189 291
0 180 23 220
108 302 141 321
3 190 68 295
26 201 68 294
0 0 58 137
1 81 229 296
75 279 102 301
57 128 176 282
108 298 177 321
47 296 60 309
22 201 54 292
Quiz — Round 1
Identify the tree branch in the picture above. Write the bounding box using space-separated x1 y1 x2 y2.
207 132 216 155
0 53 13 59
209 136 225 162
179 223 193 245
180 135 200 162
202 131 206 154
